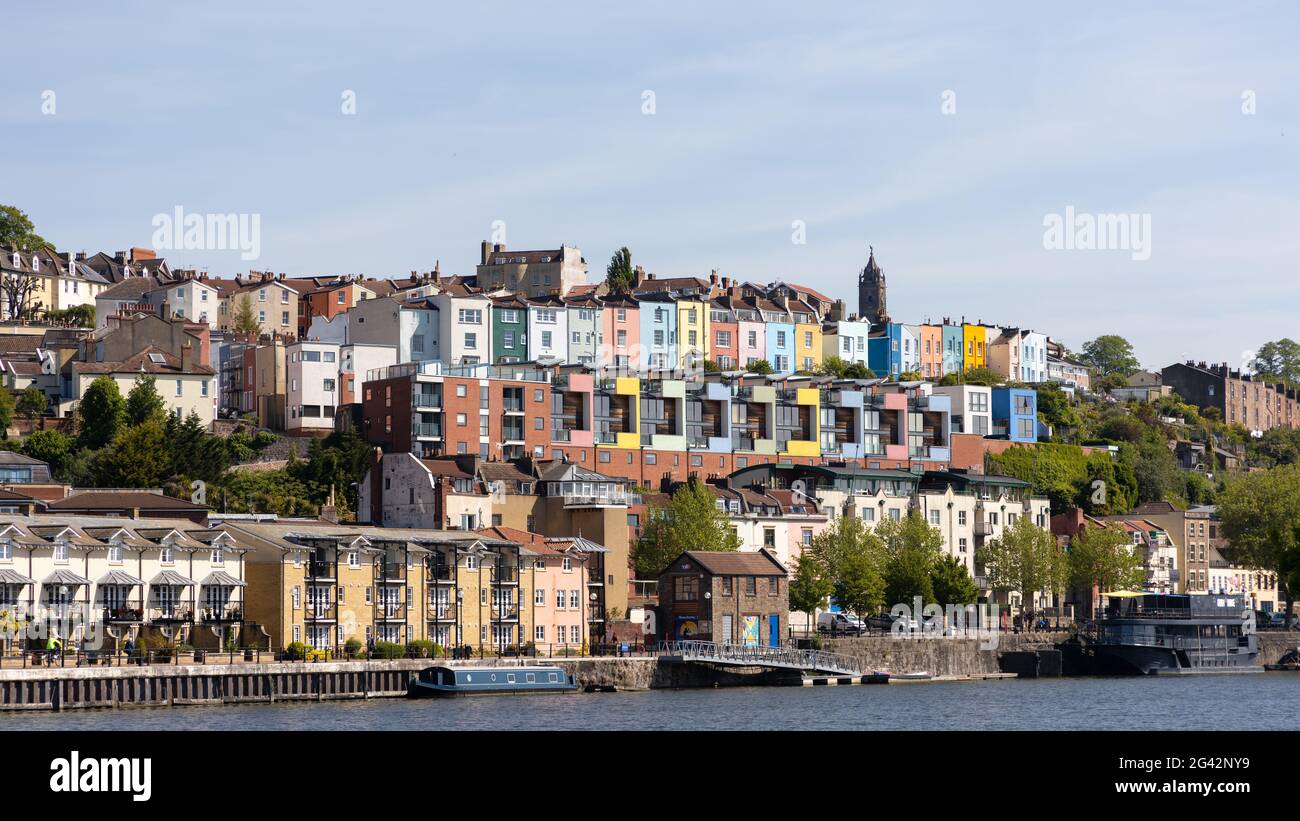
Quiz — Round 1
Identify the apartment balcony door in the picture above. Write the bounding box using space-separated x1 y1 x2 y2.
307 586 331 619
379 587 401 620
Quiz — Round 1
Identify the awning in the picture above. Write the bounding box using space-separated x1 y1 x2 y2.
1102 590 1145 598
200 570 246 588
150 569 194 587
42 569 90 586
98 570 143 586
0 568 34 585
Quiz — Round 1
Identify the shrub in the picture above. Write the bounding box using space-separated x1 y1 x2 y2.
372 640 405 659
284 641 310 660
344 637 363 658
406 639 435 658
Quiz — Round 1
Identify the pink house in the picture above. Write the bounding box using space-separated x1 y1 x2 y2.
600 294 640 371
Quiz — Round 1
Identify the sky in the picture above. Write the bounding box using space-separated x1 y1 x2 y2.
3 2 1298 369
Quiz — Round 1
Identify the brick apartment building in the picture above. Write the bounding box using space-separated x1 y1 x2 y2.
1162 361 1300 432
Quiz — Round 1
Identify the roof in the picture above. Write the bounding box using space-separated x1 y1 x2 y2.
200 570 247 587
97 277 161 302
73 345 215 377
43 568 91 585
151 569 194 586
0 568 34 585
98 569 144 586
45 490 209 513
668 549 787 577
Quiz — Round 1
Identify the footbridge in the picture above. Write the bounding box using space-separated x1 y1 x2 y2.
657 640 862 676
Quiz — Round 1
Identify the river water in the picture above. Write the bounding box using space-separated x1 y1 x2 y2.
8 674 1300 731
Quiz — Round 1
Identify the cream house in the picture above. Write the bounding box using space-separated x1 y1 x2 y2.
67 345 217 425
0 516 248 652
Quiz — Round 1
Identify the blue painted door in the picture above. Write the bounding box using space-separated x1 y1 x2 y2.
769 614 780 647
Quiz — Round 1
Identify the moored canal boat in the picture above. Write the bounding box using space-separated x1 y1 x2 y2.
1089 592 1263 675
409 665 578 697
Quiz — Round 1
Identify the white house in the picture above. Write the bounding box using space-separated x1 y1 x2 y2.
286 341 341 432
933 384 993 436
149 278 220 328
349 296 440 364
822 319 872 367
527 298 568 361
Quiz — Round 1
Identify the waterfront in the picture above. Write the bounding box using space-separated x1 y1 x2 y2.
8 674 1299 731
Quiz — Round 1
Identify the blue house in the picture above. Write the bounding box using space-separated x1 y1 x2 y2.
867 323 911 377
992 387 1038 442
765 320 796 373
637 293 678 371
941 324 964 374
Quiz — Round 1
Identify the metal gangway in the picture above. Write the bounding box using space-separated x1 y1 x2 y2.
657 640 862 675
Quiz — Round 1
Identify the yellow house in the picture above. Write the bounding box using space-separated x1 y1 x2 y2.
780 386 821 457
963 324 993 370
676 298 710 370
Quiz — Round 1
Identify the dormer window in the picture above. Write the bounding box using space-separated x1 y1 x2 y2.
148 353 166 364
211 548 224 564
108 544 123 563
160 547 173 563
53 541 69 562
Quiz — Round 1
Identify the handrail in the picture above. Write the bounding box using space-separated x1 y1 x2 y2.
657 640 861 675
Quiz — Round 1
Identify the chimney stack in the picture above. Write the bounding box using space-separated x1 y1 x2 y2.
181 341 193 372
481 241 491 265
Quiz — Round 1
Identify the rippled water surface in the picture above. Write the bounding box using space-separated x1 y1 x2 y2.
8 674 1300 731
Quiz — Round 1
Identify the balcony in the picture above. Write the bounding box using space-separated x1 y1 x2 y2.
201 604 242 622
413 422 442 439
152 604 194 623
492 604 520 621
376 562 407 582
305 603 334 621
502 397 524 414
411 393 441 410
594 431 617 444
426 565 454 584
491 567 519 585
307 561 336 581
376 602 406 622
102 605 144 623
562 491 629 508
427 604 456 622
552 427 572 442
974 519 992 537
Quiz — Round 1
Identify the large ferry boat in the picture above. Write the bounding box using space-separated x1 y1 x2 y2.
1089 592 1262 675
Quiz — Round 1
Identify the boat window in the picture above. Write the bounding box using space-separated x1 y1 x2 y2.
548 673 558 682
526 673 536 683
465 674 472 682
507 674 516 683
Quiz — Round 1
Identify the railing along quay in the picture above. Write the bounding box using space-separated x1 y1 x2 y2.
656 640 862 675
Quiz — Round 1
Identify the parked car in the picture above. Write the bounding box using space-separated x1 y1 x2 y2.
817 612 867 635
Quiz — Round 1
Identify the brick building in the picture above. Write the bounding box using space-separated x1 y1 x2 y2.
656 549 788 646
1162 361 1300 432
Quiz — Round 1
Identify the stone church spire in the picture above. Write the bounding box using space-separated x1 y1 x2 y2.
858 245 888 325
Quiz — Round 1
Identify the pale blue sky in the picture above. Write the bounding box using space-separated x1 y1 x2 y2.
4 2 1298 368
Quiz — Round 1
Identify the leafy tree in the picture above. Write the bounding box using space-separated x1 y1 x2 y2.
1066 523 1145 616
21 429 73 477
232 294 260 334
939 367 1002 387
95 419 170 487
788 551 835 634
817 356 850 378
1251 338 1300 387
897 369 924 382
1217 463 1300 626
1079 335 1140 380
78 376 125 449
746 359 774 375
0 205 50 250
807 515 886 618
876 512 942 606
125 374 167 426
16 386 46 421
46 304 95 328
635 478 740 578
1036 384 1081 438
977 515 1066 613
0 389 14 438
701 359 721 373
843 362 875 379
930 554 980 608
605 247 634 294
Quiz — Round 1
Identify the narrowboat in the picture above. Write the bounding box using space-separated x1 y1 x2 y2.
409 665 578 697
1089 592 1263 675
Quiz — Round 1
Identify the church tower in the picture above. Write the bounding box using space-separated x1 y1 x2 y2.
858 246 888 324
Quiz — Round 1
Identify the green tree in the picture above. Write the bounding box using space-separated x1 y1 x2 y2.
1066 523 1145 616
1079 335 1140 380
125 374 167 426
788 551 835 635
930 554 980 608
0 389 14 438
939 367 1002 387
843 362 875 379
1036 384 1081 438
0 205 50 250
1251 338 1300 387
817 355 850 378
94 418 171 487
876 512 942 606
746 359 774 375
634 478 740 578
46 304 95 328
807 515 886 618
78 376 125 450
21 429 73 477
1217 463 1300 626
232 294 260 334
605 247 634 293
977 516 1066 613
15 386 46 422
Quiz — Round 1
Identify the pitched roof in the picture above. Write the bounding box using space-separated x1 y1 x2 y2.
671 549 787 577
73 345 215 376
45 490 209 513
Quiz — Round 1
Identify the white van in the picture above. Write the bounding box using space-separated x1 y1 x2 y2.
817 612 866 634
